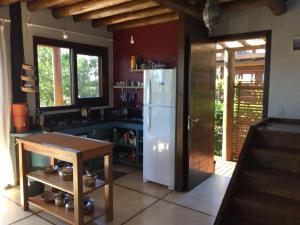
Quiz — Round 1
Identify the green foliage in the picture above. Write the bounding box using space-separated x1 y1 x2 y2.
215 76 224 156
37 46 101 107
77 54 100 98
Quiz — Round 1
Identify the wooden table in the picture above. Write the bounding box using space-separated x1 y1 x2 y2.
17 132 113 225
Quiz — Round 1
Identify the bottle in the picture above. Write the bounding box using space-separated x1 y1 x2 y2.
131 56 137 70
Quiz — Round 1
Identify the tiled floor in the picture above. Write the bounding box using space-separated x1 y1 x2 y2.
0 167 231 225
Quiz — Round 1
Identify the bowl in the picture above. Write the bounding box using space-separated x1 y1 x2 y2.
43 165 59 174
41 191 56 203
58 166 73 181
54 193 65 207
83 173 97 187
83 197 95 214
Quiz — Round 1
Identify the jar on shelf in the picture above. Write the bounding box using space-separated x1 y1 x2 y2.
131 56 137 70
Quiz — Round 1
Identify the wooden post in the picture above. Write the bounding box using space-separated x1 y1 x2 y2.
73 154 84 225
52 47 64 106
222 49 235 161
19 143 29 210
104 152 113 222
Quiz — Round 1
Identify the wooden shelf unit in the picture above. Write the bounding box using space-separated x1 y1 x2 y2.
17 132 113 225
29 195 105 225
27 170 104 195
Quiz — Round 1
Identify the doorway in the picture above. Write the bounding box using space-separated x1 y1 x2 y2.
213 33 271 176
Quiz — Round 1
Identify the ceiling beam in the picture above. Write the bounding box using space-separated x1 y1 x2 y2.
52 0 133 18
92 6 173 27
107 13 180 31
264 0 287 15
27 0 71 11
0 0 19 5
152 0 202 21
74 0 159 22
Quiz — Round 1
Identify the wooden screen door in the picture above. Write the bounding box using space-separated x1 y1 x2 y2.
187 37 216 190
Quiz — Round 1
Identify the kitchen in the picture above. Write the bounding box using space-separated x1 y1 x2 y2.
1 1 217 225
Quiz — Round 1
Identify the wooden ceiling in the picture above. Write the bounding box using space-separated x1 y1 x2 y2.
0 0 287 31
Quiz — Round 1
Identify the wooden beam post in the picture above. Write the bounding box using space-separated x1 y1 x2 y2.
222 49 235 161
264 0 287 15
75 0 159 22
92 6 173 27
107 13 180 31
52 0 132 18
52 47 64 106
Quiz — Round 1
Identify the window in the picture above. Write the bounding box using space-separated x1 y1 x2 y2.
76 54 100 98
37 45 72 107
34 37 109 110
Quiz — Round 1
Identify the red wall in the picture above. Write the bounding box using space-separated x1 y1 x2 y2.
113 21 180 107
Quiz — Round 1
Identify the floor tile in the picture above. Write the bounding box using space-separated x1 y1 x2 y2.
164 175 230 216
124 200 215 225
11 215 52 225
1 186 20 204
38 185 157 225
0 195 32 225
114 171 172 198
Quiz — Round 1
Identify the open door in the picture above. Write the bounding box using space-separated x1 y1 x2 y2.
187 37 216 190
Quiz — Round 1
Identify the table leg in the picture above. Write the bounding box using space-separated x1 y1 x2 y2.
73 154 84 225
19 143 29 210
50 158 57 166
104 152 113 222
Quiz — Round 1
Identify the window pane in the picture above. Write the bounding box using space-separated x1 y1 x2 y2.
37 45 72 107
77 54 100 98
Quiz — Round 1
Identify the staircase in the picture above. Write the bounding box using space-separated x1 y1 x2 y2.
214 118 300 225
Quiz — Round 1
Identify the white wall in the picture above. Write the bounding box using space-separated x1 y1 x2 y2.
20 3 114 116
212 0 300 119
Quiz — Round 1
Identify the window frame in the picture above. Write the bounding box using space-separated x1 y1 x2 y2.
33 36 109 111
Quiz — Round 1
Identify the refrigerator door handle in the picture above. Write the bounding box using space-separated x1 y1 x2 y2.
147 107 151 131
147 79 152 105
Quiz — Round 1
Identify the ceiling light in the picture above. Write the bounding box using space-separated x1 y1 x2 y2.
130 35 134 45
245 39 266 46
224 41 243 48
203 0 222 33
62 30 68 39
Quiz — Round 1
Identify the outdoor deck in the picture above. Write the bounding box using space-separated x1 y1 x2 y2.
214 156 236 177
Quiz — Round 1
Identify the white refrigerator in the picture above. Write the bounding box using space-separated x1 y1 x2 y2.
143 69 176 189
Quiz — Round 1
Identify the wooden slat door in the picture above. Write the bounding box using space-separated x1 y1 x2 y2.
187 37 216 190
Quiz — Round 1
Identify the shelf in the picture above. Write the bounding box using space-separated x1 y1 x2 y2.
29 195 105 225
130 69 144 73
27 170 104 195
113 86 143 89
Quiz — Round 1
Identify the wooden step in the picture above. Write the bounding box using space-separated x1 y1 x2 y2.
234 191 300 225
242 167 300 201
255 129 300 149
251 147 300 173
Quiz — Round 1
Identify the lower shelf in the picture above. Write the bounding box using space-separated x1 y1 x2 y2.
29 195 105 225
